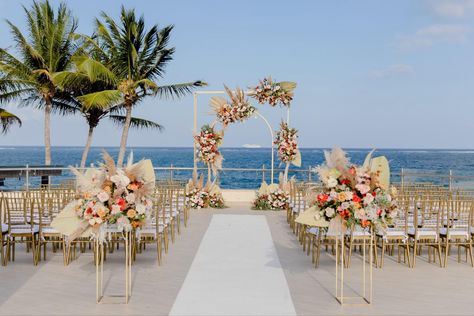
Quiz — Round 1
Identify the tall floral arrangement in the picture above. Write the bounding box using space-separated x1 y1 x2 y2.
311 148 398 230
72 152 154 232
249 77 296 107
210 86 256 127
194 124 223 173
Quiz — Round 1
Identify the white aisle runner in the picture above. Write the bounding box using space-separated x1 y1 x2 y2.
170 214 297 315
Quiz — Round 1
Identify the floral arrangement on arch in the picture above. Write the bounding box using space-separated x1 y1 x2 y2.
252 181 290 211
249 77 296 107
71 152 154 233
194 124 224 174
275 122 300 164
311 148 398 230
186 173 225 209
210 86 256 128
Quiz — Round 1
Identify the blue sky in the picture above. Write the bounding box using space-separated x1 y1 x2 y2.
0 0 473 149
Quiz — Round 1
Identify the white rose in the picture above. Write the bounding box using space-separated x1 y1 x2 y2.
111 205 121 215
327 177 338 188
126 193 136 204
136 203 146 215
363 194 375 205
325 207 335 217
97 191 109 203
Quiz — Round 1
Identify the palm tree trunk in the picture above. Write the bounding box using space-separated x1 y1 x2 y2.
44 100 52 165
80 125 95 168
117 105 132 167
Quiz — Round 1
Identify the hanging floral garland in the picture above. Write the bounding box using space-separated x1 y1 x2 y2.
249 77 297 107
210 85 256 128
194 124 223 173
274 121 300 164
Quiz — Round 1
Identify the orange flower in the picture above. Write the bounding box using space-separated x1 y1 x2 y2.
103 185 112 193
97 208 107 218
127 182 140 191
337 192 347 202
127 209 136 218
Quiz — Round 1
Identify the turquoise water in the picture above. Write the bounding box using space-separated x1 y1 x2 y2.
1 146 474 189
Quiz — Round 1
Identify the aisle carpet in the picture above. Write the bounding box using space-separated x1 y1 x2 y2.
169 214 297 315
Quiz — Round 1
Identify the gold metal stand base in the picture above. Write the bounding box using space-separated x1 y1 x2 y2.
95 231 132 304
335 230 373 306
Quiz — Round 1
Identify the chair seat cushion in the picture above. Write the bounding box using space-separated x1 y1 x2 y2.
140 226 164 236
42 226 60 235
10 224 39 235
408 228 437 239
306 227 318 235
439 228 469 239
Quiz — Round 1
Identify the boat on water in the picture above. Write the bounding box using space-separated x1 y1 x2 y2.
242 144 261 149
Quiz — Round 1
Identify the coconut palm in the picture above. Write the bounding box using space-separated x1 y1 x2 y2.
0 0 77 165
77 7 205 166
0 108 21 134
54 56 163 168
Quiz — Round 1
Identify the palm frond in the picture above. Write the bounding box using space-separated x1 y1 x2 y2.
77 90 122 109
0 107 22 134
155 81 207 99
109 115 164 131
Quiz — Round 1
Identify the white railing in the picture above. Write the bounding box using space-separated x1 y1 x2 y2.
0 165 473 190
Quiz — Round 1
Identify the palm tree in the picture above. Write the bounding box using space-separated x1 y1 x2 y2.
54 56 163 168
0 0 77 165
77 7 206 166
0 108 21 134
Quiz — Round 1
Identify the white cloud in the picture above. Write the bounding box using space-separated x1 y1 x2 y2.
369 64 414 79
395 24 471 50
429 0 474 18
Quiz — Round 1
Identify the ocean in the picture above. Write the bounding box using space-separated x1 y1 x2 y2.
1 147 474 189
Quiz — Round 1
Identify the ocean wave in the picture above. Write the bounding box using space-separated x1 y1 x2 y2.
0 147 15 150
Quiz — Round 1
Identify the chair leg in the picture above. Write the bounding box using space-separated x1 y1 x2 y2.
444 241 449 268
411 240 417 268
380 239 385 268
157 235 163 266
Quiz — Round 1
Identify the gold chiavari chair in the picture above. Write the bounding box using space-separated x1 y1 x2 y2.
376 205 411 268
344 225 377 268
1 197 8 266
407 198 443 268
3 193 39 265
138 191 165 265
35 195 67 264
312 227 343 268
440 198 473 267
157 187 171 254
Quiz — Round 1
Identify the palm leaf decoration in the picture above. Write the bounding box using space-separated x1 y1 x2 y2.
0 108 22 134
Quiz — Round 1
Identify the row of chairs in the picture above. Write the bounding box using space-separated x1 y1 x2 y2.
288 182 474 269
0 180 190 266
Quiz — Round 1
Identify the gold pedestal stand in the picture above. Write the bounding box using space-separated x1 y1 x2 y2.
335 229 373 305
95 231 132 304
